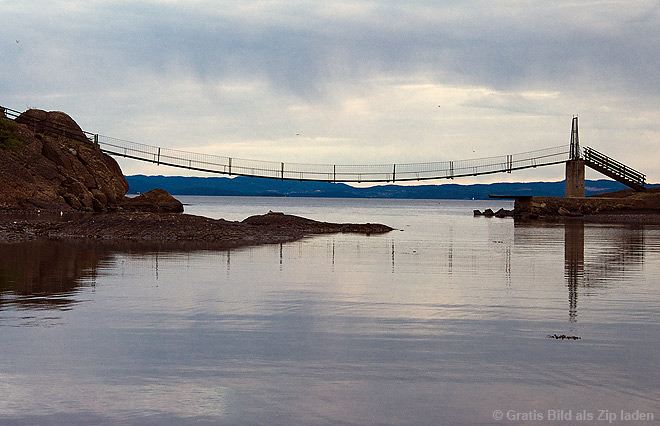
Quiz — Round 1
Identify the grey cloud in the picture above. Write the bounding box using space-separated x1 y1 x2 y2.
2 1 659 182
5 1 659 103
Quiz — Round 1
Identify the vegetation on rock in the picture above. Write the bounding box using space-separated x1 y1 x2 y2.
0 118 25 151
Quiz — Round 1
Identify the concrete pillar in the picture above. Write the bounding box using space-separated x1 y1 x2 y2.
565 160 585 198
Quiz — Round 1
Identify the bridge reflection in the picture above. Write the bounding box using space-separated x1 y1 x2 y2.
0 221 650 327
563 221 645 323
511 220 647 324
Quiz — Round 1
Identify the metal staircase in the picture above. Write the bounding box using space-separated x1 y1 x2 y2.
582 146 646 191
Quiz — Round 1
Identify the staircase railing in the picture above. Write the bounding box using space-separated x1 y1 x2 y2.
583 146 646 190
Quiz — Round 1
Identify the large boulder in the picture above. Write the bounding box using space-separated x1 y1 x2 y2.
0 109 129 212
15 109 89 143
120 189 184 213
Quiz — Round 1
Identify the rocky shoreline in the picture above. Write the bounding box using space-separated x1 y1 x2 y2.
473 187 660 223
513 188 660 221
0 210 394 246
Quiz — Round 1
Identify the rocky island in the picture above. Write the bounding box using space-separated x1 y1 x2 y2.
0 108 392 245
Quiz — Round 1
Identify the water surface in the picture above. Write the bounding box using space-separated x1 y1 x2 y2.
1 198 658 425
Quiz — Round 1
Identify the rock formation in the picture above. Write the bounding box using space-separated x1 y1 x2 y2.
0 109 129 212
511 188 660 220
0 108 395 246
120 188 184 213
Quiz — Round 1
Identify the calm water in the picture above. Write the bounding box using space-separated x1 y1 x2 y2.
1 197 659 425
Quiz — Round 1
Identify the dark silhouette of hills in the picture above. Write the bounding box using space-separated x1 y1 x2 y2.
126 175 653 199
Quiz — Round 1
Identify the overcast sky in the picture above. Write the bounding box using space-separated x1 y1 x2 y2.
2 0 659 183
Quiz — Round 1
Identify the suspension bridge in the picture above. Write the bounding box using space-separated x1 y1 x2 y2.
1 106 646 191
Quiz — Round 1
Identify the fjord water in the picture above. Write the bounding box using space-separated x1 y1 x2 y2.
1 197 659 425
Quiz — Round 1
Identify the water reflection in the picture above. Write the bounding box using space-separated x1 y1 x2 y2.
0 240 108 311
585 224 645 279
0 239 240 317
1 205 658 424
563 221 646 322
3 220 651 325
513 220 649 324
564 221 584 323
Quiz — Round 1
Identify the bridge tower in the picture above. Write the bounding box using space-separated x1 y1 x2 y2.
565 116 585 198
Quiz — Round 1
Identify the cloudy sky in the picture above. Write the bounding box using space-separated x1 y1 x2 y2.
2 0 659 183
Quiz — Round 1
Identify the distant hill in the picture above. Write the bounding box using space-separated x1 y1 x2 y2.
126 175 653 199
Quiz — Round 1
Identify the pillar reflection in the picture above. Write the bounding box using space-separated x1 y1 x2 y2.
563 221 646 323
564 221 584 323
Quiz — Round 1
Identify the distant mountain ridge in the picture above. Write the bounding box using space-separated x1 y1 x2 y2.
126 175 653 199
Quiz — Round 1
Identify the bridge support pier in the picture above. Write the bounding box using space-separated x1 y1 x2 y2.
565 160 585 198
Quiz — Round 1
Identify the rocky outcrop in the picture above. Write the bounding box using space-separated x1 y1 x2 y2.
242 210 394 234
0 109 129 212
120 189 184 213
511 188 660 221
1 211 394 245
14 109 90 143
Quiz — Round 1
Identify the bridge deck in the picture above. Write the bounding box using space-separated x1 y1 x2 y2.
1 105 572 183
97 135 570 182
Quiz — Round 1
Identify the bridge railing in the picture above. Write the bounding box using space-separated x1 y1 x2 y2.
2 105 571 183
98 134 570 182
2 106 98 143
582 146 646 188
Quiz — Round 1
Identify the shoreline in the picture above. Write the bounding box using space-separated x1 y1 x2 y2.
509 191 660 222
0 210 394 246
